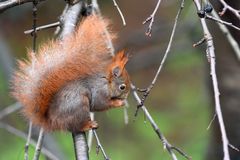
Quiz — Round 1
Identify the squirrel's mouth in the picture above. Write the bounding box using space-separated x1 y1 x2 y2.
110 96 125 101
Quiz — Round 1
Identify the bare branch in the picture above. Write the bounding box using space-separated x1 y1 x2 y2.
205 14 240 31
0 102 21 119
25 122 33 160
136 0 184 116
58 2 84 40
72 132 89 160
192 0 231 159
0 0 46 13
193 37 206 47
0 122 59 160
33 128 45 160
211 8 240 60
207 113 217 130
24 22 60 34
228 144 240 152
131 85 191 160
93 130 109 160
218 0 240 20
112 0 126 26
143 0 162 36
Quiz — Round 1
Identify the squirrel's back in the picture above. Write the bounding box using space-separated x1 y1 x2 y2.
12 15 115 128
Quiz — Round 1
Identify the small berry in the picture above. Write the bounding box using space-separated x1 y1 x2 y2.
204 3 213 13
197 10 205 18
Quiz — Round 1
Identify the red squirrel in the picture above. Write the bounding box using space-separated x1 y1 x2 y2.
12 15 130 132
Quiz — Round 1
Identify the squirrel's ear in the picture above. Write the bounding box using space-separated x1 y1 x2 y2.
110 50 128 77
112 66 121 77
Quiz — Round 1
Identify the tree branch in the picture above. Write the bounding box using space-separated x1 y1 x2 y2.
218 0 240 20
24 22 60 34
0 102 21 119
25 122 32 160
131 85 190 160
192 0 231 159
135 0 185 116
33 128 44 160
0 0 46 13
142 0 163 36
210 8 240 60
72 132 89 160
205 14 240 31
0 122 59 160
112 0 126 26
93 130 109 160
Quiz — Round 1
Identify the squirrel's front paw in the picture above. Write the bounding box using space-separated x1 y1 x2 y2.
80 120 99 131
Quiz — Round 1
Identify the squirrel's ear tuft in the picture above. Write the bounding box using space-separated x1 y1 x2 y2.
114 50 128 68
110 50 128 77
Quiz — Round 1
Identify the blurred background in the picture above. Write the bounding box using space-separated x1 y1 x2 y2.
0 0 239 160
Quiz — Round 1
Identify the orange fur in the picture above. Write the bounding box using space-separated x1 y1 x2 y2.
12 15 117 129
108 50 129 81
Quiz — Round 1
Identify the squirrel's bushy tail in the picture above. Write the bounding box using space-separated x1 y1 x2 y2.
12 15 115 129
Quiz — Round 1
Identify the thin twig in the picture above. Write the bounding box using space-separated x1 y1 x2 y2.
193 37 206 47
0 102 21 119
211 8 240 60
205 14 240 31
33 128 45 160
0 122 59 160
207 113 216 130
24 22 60 34
131 85 191 160
0 0 46 13
135 0 185 116
192 0 231 160
143 0 162 36
228 144 240 152
93 130 109 160
218 0 240 20
112 0 126 26
24 122 32 160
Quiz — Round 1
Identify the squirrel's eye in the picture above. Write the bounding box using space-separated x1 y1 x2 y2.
119 84 126 91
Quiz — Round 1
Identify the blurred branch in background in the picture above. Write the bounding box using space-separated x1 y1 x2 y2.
0 102 21 120
0 35 14 82
0 122 59 160
0 0 46 13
